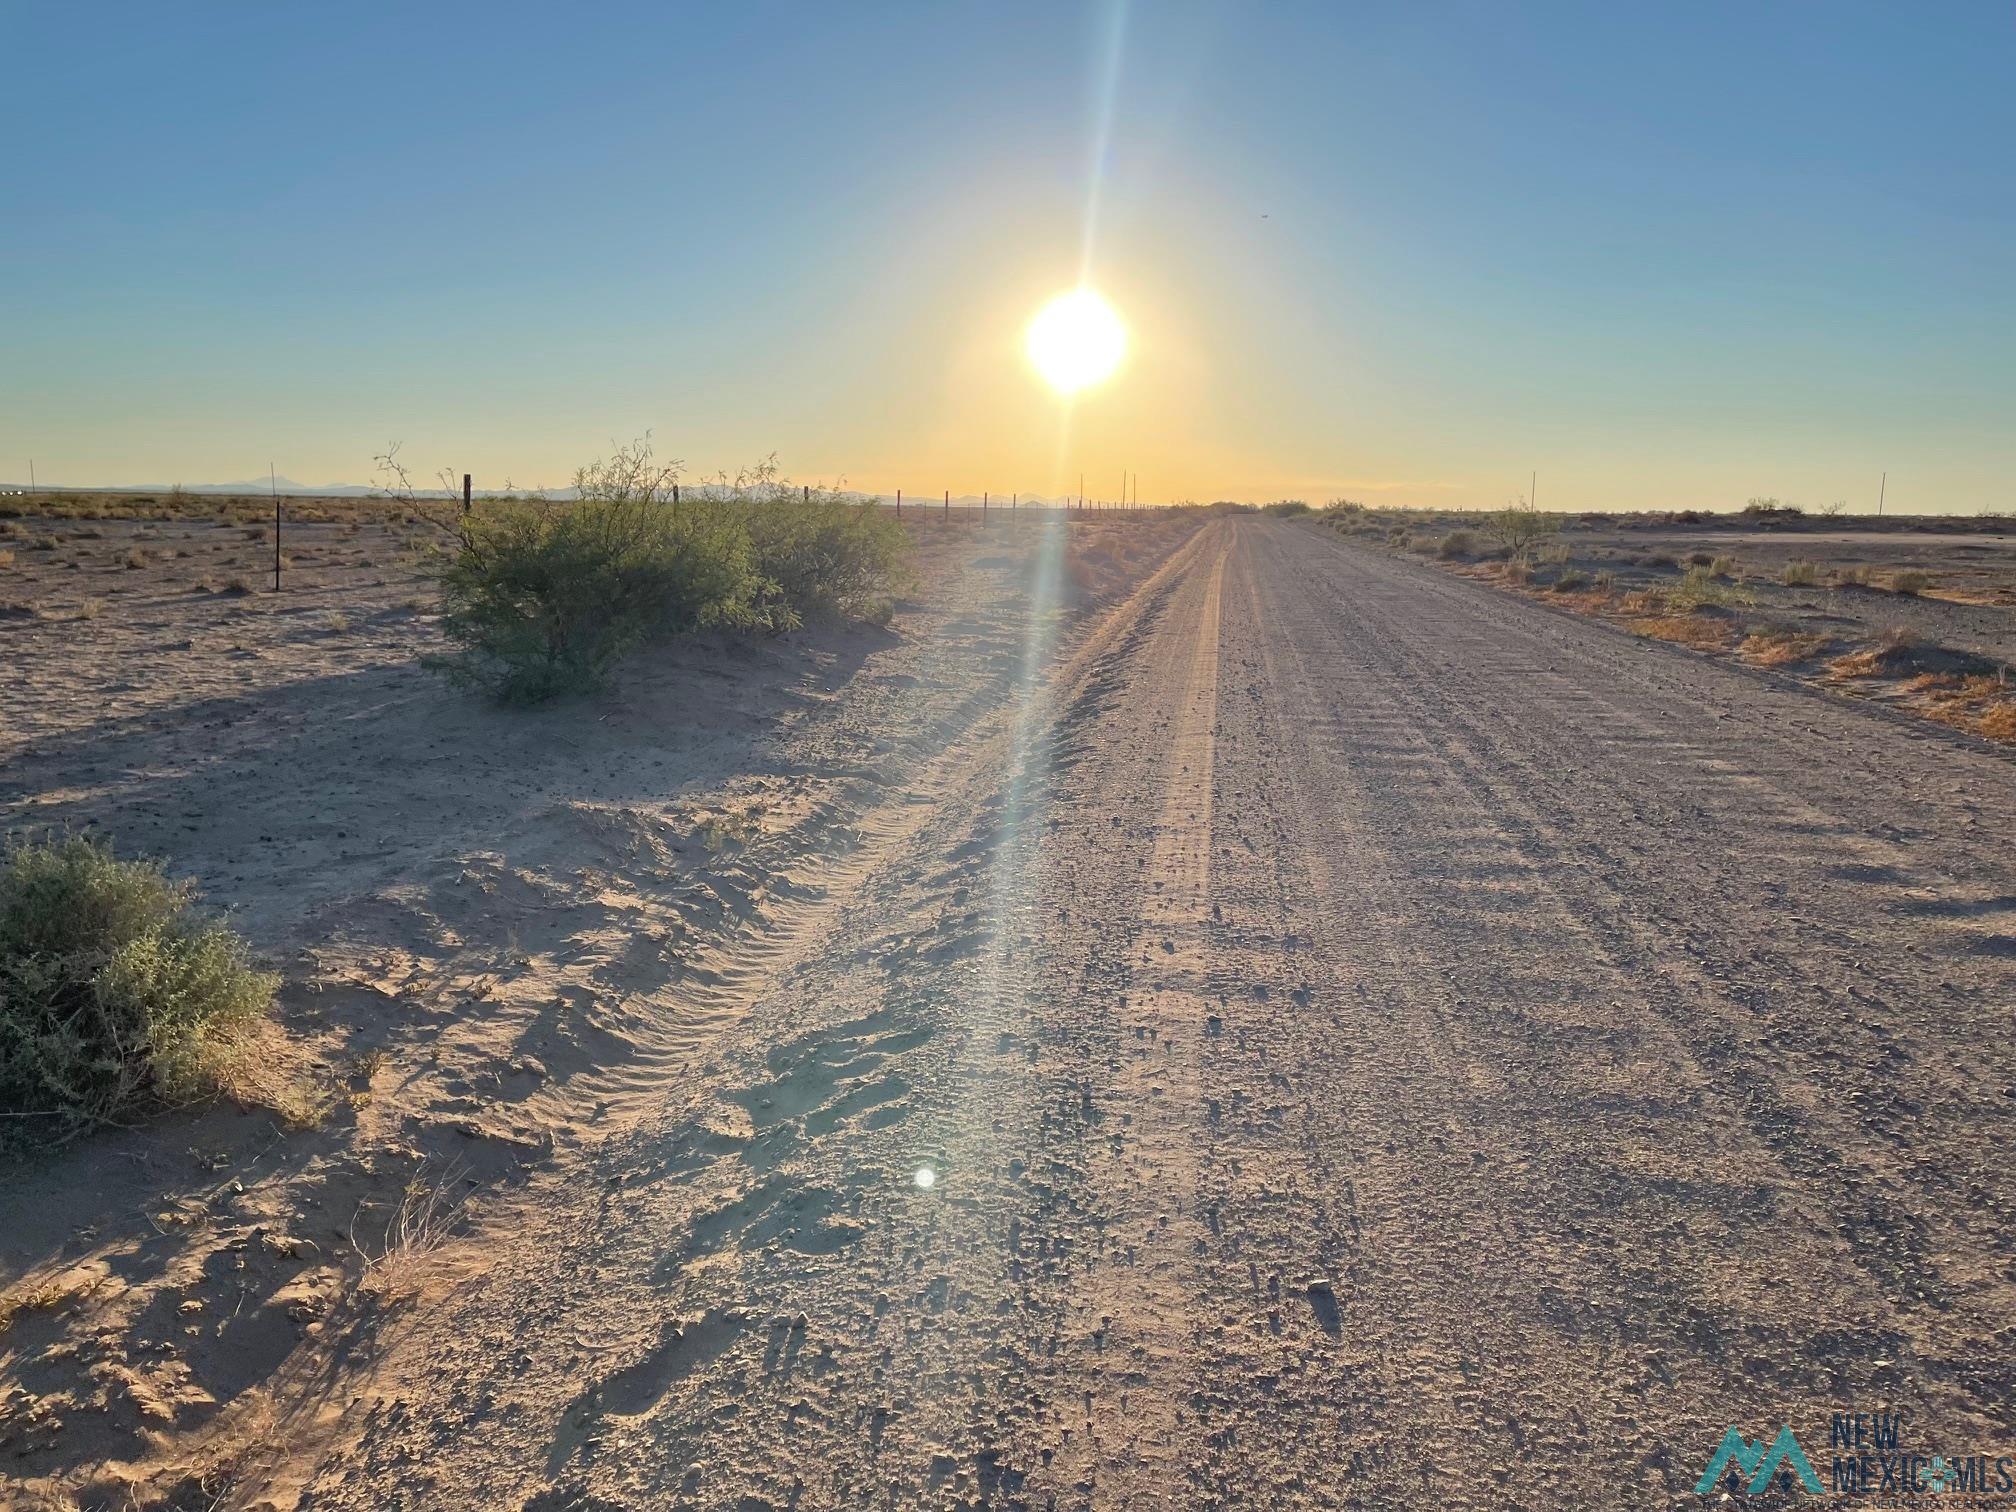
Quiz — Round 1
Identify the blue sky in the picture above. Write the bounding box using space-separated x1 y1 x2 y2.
4 2 2011 511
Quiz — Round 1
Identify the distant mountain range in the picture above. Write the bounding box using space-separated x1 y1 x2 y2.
3 479 1102 507
0 476 389 497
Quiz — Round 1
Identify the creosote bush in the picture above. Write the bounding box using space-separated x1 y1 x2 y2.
432 443 912 702
1437 530 1476 558
1480 503 1561 560
0 836 276 1148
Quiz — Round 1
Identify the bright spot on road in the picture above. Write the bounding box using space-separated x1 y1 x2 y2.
913 1166 937 1190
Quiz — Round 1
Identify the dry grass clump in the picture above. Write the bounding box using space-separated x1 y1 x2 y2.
1829 625 1921 679
1740 625 1830 666
1889 569 1931 595
1437 530 1476 558
1903 672 2016 742
0 836 277 1149
1634 615 1734 649
1668 565 1752 610
1781 559 1820 586
1551 568 1590 592
1834 565 1873 587
352 1161 471 1299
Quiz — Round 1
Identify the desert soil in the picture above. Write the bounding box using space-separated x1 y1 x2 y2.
5 514 2016 1509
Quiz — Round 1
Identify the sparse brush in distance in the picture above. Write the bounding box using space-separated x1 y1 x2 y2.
1479 501 1560 560
0 835 276 1149
1437 530 1475 559
1260 500 1311 517
1668 565 1753 611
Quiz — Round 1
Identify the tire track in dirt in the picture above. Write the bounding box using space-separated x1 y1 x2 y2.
265 520 1232 1509
1037 536 1227 1502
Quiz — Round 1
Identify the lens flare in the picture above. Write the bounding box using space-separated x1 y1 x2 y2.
913 1166 937 1189
1026 288 1127 395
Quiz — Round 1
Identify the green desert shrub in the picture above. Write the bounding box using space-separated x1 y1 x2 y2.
0 836 275 1146
1891 570 1931 595
434 442 911 702
1437 530 1476 558
743 496 912 629
435 493 760 701
1480 504 1560 560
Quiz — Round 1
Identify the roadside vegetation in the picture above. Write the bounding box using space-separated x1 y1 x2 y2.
0 835 277 1151
429 442 913 702
1309 500 2016 746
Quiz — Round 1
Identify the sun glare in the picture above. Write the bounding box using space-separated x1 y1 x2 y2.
1026 288 1127 395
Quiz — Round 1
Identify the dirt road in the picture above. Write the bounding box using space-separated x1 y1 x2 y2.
88 517 2016 1507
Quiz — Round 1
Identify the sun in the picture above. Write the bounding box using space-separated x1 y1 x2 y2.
1026 288 1127 395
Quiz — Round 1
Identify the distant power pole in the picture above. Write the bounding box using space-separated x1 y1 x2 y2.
28 458 35 494
1531 471 1538 510
1878 471 1887 517
270 463 281 592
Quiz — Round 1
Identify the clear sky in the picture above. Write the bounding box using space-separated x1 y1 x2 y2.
4 2 2012 512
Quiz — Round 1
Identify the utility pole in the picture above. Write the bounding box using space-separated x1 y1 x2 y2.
1531 470 1537 510
1878 471 1887 517
270 463 281 592
27 458 35 495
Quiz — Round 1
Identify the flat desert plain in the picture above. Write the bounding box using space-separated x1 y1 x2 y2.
4 506 2015 1510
